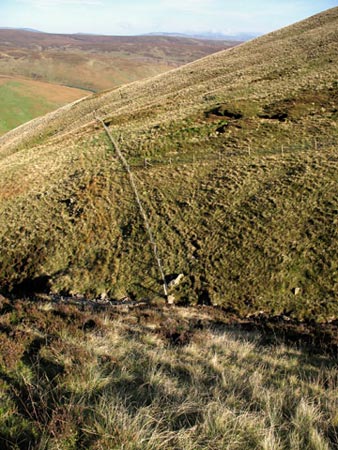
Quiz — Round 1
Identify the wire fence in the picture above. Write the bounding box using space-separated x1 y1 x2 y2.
97 116 169 300
96 119 337 301
112 136 338 171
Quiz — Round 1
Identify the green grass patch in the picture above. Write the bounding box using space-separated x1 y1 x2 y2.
0 80 59 134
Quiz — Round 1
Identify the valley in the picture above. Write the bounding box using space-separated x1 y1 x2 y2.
0 6 337 449
0 30 236 134
0 7 337 321
0 29 235 91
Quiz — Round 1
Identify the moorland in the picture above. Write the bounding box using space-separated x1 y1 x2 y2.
0 30 235 91
0 7 337 320
0 30 234 134
0 7 337 450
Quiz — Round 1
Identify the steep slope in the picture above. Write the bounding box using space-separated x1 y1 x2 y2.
0 8 337 320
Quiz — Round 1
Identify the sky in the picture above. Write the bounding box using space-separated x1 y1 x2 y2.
0 0 337 36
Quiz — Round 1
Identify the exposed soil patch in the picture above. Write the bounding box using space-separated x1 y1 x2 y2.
11 275 51 296
259 111 288 122
205 104 243 120
259 87 338 122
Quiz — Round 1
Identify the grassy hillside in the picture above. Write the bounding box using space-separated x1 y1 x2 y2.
0 30 236 92
0 76 88 135
0 8 337 320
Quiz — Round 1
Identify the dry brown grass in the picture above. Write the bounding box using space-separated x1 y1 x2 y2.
0 298 337 449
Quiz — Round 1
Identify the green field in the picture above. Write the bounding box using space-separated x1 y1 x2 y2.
0 80 54 134
0 77 88 135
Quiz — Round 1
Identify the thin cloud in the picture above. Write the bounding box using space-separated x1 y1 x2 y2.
163 0 216 5
17 0 103 6
160 0 216 13
6 0 335 36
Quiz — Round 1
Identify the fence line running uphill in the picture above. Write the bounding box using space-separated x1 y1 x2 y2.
96 116 169 301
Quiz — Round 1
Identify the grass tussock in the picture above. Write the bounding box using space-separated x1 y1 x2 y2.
0 298 337 450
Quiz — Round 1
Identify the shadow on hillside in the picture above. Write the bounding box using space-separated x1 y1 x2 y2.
7 275 51 297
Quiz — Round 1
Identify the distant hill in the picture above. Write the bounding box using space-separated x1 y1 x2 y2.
0 27 250 40
145 31 257 41
0 28 238 134
0 29 237 92
0 8 337 321
0 27 42 32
